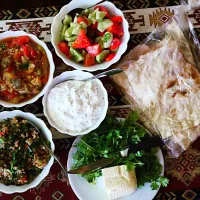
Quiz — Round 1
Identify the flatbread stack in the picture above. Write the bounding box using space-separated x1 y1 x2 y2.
112 19 200 156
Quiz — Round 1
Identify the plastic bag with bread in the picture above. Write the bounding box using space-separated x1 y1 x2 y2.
111 15 200 157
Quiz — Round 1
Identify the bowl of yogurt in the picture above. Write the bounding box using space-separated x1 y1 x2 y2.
42 70 108 136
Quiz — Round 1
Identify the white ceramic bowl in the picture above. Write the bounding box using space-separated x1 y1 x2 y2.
51 0 130 72
0 31 55 108
42 70 108 136
0 110 55 194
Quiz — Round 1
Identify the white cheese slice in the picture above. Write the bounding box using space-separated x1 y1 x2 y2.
102 165 137 200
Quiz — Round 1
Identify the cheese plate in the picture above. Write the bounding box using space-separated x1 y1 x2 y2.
67 135 164 200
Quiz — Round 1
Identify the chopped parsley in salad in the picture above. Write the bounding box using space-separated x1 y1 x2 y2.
58 5 123 66
0 117 50 185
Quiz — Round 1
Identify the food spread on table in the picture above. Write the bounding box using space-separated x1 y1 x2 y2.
46 79 106 133
71 112 168 199
0 36 49 104
58 5 123 66
0 117 50 185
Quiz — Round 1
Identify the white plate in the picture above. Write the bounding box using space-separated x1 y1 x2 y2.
67 136 164 200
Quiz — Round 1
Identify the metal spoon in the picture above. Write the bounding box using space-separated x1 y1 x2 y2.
67 68 124 82
17 117 69 177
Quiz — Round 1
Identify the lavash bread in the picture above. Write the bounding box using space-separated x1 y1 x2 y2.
112 19 200 155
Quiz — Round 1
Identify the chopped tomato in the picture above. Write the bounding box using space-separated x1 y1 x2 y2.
91 22 98 29
5 66 15 72
21 45 31 58
19 175 28 184
58 42 70 57
30 49 37 58
77 16 89 25
107 23 124 37
41 76 48 84
105 53 116 62
95 6 110 18
110 38 121 51
96 30 105 36
110 16 123 23
11 36 30 47
0 91 18 99
86 44 102 56
84 53 96 66
0 132 5 137
72 29 91 49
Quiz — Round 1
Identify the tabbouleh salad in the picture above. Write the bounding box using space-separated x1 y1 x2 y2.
0 117 50 185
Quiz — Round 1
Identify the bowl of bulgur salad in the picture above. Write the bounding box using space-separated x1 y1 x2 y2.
0 110 54 194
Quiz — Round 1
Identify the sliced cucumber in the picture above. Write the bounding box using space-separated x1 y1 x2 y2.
88 8 98 24
60 24 68 41
96 11 106 22
73 14 79 23
81 8 91 16
72 25 81 35
97 19 113 32
63 14 72 25
70 47 84 62
96 50 110 63
65 27 74 37
80 21 87 29
102 32 113 48
70 22 79 28
65 35 77 42
68 41 73 46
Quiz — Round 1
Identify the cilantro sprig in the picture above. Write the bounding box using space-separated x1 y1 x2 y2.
72 111 169 189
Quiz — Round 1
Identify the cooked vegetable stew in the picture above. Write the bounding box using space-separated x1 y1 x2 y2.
0 117 51 185
0 36 50 104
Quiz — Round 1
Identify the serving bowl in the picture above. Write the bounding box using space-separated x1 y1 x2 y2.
51 0 130 72
42 70 108 136
0 31 55 108
0 110 55 194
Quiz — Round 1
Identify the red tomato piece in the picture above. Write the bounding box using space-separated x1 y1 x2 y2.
90 22 98 29
72 29 91 49
86 44 102 56
5 66 15 72
11 36 30 47
30 48 37 58
19 175 28 184
105 53 116 62
1 91 17 99
58 42 70 56
95 6 110 18
84 53 96 66
110 38 121 51
96 30 105 36
107 23 124 37
110 16 123 23
21 45 31 58
77 16 89 25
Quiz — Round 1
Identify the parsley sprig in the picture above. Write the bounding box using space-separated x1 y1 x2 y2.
72 111 169 190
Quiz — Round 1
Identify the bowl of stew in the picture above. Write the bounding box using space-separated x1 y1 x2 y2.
51 1 130 71
0 31 55 107
0 110 54 194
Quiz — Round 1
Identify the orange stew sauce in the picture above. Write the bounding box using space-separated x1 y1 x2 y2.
0 36 49 104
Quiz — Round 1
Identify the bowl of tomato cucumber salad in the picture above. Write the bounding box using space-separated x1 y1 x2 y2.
0 31 55 107
51 1 130 71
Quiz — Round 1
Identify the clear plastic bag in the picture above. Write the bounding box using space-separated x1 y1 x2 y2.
112 6 200 157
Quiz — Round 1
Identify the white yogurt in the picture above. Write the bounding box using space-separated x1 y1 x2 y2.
46 80 106 133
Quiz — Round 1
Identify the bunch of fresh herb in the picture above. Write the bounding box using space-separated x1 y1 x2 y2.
71 111 169 190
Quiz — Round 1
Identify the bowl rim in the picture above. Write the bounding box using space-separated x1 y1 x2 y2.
42 70 108 136
0 110 55 194
51 1 130 72
0 30 55 108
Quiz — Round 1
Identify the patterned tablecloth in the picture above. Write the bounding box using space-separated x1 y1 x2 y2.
1 0 200 200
